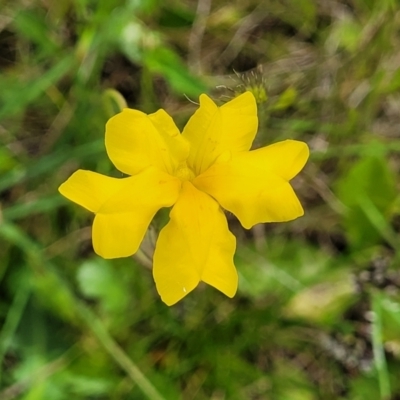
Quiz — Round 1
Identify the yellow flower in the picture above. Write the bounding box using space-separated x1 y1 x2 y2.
59 92 309 305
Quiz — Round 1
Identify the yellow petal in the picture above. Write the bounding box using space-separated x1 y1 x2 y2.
92 213 145 258
148 109 190 168
59 168 181 258
193 141 309 229
59 170 126 213
182 91 258 175
153 182 237 306
105 108 189 176
99 168 181 214
250 140 310 181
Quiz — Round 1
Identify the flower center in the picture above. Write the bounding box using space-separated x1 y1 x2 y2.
175 164 195 181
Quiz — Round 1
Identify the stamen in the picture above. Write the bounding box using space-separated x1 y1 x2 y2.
175 164 195 181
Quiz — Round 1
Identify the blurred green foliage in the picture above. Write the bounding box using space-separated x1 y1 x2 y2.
1 0 400 399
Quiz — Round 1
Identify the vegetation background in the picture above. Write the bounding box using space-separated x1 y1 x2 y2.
1 0 400 398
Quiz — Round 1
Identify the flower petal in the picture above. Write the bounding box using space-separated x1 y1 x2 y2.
193 141 309 229
250 140 310 180
92 213 144 258
153 182 237 306
148 109 190 168
59 168 181 258
105 108 189 176
182 91 258 175
59 170 126 213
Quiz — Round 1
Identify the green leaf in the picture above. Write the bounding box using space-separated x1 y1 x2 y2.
144 47 207 96
335 154 397 249
0 147 17 173
271 87 297 111
76 259 129 313
158 4 194 27
328 17 362 52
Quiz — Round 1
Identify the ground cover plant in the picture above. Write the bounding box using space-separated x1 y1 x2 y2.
1 0 400 399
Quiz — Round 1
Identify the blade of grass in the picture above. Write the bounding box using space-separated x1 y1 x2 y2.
0 346 79 400
0 139 103 192
0 282 31 383
358 195 399 249
371 291 391 400
75 303 166 400
0 55 75 119
2 195 65 221
0 221 166 400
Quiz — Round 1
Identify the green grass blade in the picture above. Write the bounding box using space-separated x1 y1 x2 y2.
371 292 391 400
